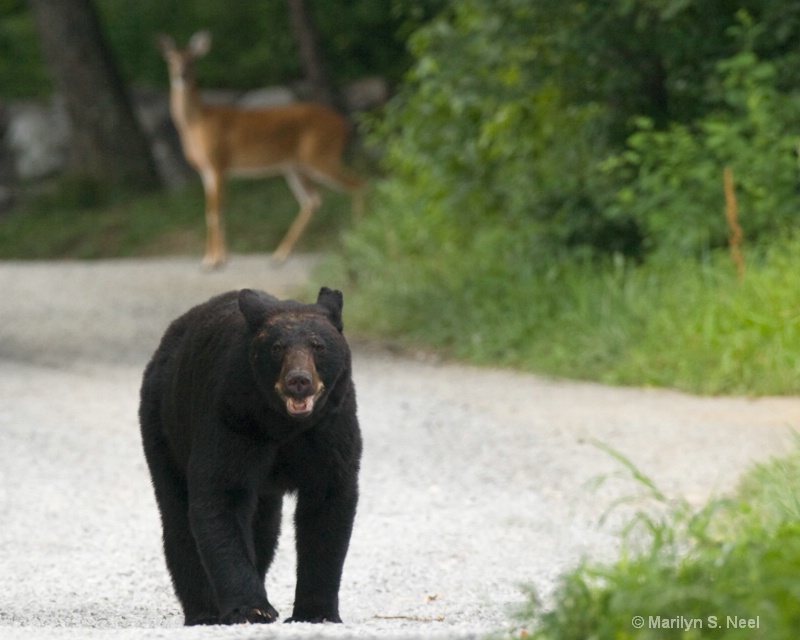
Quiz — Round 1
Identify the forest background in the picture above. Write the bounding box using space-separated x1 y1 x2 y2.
2 0 800 395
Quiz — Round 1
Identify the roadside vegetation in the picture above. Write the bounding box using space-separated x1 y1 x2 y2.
326 234 800 397
509 439 800 639
324 0 800 397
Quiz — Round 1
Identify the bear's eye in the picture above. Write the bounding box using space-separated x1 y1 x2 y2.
311 340 325 354
271 343 284 357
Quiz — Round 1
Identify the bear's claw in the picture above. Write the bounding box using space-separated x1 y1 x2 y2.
285 614 342 624
220 605 278 624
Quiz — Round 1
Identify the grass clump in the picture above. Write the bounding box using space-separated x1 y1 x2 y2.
514 440 800 640
325 197 800 396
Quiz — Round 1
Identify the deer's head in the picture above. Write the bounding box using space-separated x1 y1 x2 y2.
157 31 211 87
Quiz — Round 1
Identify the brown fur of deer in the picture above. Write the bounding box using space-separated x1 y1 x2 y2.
158 31 364 268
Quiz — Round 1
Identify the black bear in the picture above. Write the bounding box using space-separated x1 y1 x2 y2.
138 287 361 625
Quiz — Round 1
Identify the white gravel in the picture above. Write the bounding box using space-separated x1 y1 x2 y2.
0 256 797 639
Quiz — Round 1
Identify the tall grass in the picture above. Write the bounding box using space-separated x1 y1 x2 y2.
325 202 800 396
514 439 800 639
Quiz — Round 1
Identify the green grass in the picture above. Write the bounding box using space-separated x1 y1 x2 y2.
512 439 800 640
323 197 800 396
0 177 356 260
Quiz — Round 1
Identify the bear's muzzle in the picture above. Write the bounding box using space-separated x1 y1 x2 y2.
275 348 324 418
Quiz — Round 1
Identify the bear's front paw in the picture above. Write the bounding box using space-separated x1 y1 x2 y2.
220 605 279 625
185 613 219 626
285 613 342 624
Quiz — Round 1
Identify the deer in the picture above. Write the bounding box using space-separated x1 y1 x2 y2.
158 31 364 268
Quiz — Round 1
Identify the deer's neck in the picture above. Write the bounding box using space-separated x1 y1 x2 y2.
168 77 204 130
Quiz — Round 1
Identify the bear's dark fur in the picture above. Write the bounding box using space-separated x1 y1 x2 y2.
138 287 361 625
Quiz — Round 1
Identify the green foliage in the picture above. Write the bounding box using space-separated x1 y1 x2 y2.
328 219 800 395
733 438 800 532
0 1 431 98
362 0 800 264
95 0 299 90
560 0 756 130
516 442 800 639
0 2 48 98
367 0 619 260
323 0 800 397
538 0 800 135
604 18 800 259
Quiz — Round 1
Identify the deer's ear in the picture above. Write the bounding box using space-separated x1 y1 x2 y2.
189 31 212 57
156 34 176 56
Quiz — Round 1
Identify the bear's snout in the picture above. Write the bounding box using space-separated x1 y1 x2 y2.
275 348 324 417
286 369 313 395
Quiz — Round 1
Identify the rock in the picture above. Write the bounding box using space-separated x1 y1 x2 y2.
201 89 243 106
5 99 69 180
342 76 389 112
238 87 296 109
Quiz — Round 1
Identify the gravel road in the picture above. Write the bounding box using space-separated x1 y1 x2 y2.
1 256 797 640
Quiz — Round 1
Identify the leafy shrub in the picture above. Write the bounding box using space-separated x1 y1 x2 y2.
0 1 429 98
363 3 800 266
604 18 800 260
327 5 800 397
365 0 624 262
517 442 800 640
330 226 800 396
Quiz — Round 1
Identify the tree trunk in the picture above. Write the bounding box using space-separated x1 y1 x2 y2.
287 0 339 110
27 0 160 190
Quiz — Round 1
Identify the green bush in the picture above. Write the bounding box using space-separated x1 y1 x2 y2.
516 442 800 640
329 224 800 395
326 2 800 396
604 32 800 259
367 0 619 259
361 2 800 265
0 2 49 98
0 1 430 98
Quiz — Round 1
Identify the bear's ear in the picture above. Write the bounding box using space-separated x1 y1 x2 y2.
238 289 275 330
316 287 344 332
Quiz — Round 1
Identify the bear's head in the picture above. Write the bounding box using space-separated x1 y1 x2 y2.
238 287 348 421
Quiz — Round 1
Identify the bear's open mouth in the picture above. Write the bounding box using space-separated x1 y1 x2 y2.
286 396 315 416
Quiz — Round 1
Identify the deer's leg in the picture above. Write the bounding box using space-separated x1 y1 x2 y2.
272 171 321 264
201 169 227 269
